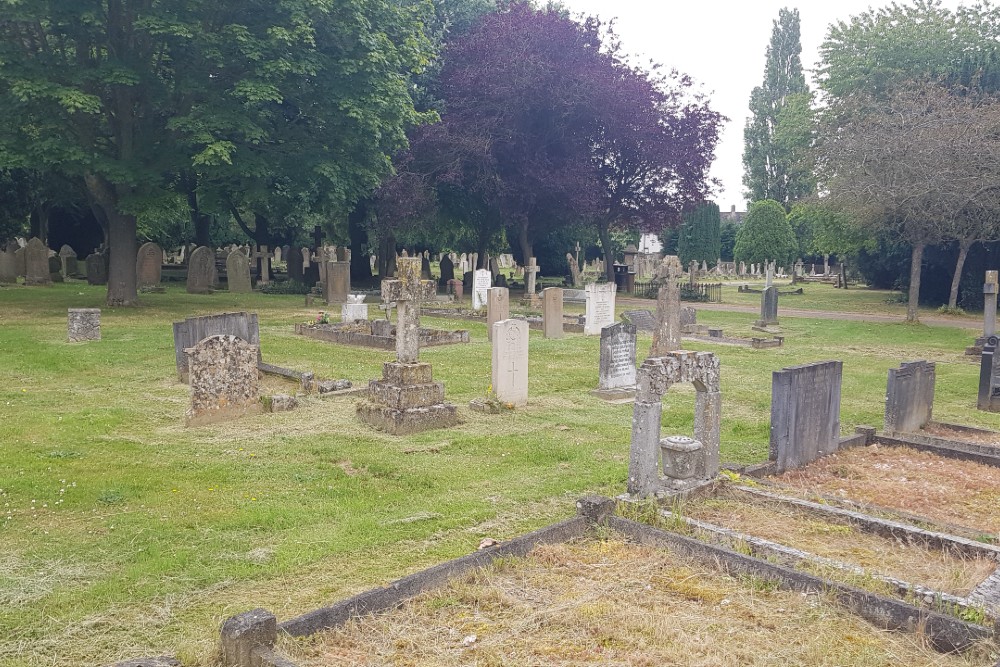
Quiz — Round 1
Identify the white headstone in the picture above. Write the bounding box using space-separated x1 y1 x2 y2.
342 294 368 321
584 282 617 335
472 268 492 310
492 319 529 407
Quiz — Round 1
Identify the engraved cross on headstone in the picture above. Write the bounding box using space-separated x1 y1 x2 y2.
524 257 540 295
253 245 273 286
382 256 436 364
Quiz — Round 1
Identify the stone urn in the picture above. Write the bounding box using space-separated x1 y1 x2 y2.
659 435 703 480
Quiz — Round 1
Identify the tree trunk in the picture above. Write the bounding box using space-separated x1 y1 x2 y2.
29 204 50 243
948 239 973 309
183 173 212 246
377 233 396 278
906 242 924 323
597 218 614 281
348 201 373 284
85 173 138 306
517 220 532 268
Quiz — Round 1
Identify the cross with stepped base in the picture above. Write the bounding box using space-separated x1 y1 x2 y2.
381 257 437 363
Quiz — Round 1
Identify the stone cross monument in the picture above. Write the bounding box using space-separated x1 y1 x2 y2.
524 257 540 297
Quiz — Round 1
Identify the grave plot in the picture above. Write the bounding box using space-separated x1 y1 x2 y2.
678 487 997 598
294 318 469 350
282 539 986 667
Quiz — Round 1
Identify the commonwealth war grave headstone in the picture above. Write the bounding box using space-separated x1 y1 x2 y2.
492 319 529 407
542 287 564 339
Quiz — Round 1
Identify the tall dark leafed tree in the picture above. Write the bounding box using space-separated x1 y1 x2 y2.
743 7 814 207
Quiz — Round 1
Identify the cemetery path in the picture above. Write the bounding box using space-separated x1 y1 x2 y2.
614 296 980 330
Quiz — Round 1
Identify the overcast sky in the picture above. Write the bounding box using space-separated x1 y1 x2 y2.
557 0 966 212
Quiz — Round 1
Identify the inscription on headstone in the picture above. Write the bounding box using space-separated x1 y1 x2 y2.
472 269 492 310
598 323 636 391
584 282 616 335
770 360 842 473
492 319 529 407
186 246 215 294
136 241 163 288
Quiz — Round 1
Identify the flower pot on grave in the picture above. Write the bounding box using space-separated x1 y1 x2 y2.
659 435 703 480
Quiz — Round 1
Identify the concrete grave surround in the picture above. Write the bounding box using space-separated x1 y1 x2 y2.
185 334 261 426
324 261 350 304
173 312 261 382
341 294 368 322
650 256 683 356
24 237 51 286
0 242 17 283
769 360 843 473
187 246 215 294
542 287 564 339
628 351 721 497
67 308 101 342
136 241 163 288
486 287 510 342
492 318 529 407
472 269 491 310
584 282 616 335
597 322 636 391
884 360 935 434
357 257 458 435
85 252 108 285
226 250 252 293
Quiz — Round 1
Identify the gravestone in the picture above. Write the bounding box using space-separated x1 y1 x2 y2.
755 286 779 327
58 245 78 278
566 253 582 287
421 254 432 280
287 246 304 283
492 319 529 407
85 253 108 285
486 287 510 342
357 257 458 434
67 308 101 342
970 271 999 354
584 282 616 335
542 287 564 339
650 256 682 356
341 294 368 321
0 242 17 283
49 255 63 282
622 309 655 332
324 261 350 304
187 246 215 294
488 256 500 280
14 246 25 278
523 257 540 297
226 250 252 293
596 322 636 395
252 246 272 287
185 335 261 426
439 255 454 287
978 336 1000 412
680 306 697 330
273 246 282 264
173 312 261 382
24 237 50 286
136 242 163 288
472 269 492 310
628 352 721 497
769 360 843 473
884 360 935 434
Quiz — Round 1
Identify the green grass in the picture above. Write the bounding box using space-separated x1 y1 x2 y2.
0 280 997 666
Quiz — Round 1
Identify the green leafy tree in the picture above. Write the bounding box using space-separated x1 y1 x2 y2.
677 202 721 265
733 199 797 266
743 8 815 207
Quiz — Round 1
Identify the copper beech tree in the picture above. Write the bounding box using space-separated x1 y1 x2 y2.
816 82 1000 322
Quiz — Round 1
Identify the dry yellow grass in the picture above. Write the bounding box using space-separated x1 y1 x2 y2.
776 446 1000 536
680 491 996 596
283 539 995 667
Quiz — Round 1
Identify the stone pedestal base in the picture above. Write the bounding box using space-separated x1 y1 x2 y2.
752 323 781 333
356 361 459 435
590 387 635 404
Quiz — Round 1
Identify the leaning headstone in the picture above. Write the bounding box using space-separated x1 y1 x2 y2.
650 256 682 356
59 245 78 278
173 311 261 382
341 294 368 321
85 253 108 285
324 261 351 303
486 287 510 342
136 242 163 288
439 255 454 287
226 250 252 293
769 360 843 473
24 237 51 286
0 242 17 283
187 246 215 294
357 257 458 434
472 268 492 310
584 282 616 335
755 286 779 327
595 322 636 398
884 360 935 434
542 287 564 339
492 318 529 407
67 308 101 342
185 334 261 426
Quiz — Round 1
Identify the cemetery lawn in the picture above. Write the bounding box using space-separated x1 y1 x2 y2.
2 282 999 666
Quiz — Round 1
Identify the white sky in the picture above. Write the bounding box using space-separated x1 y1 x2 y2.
558 0 966 212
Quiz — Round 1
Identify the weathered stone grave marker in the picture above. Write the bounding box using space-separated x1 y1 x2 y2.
584 282 616 335
593 322 636 401
185 334 261 426
755 285 779 328
884 360 935 434
622 309 655 332
770 360 842 473
136 241 163 288
486 287 509 342
650 256 682 356
85 252 108 285
341 294 368 321
24 237 51 286
253 245 272 287
492 319 529 407
324 260 351 304
542 287 563 339
67 308 101 342
977 336 1000 412
173 312 261 382
0 241 17 283
226 250 252 293
357 257 457 434
187 246 215 294
58 245 78 278
523 257 540 298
